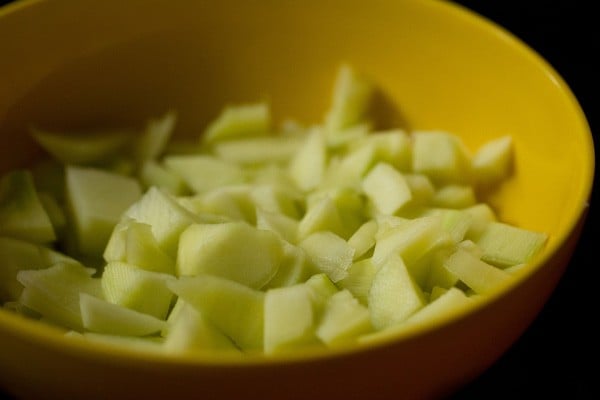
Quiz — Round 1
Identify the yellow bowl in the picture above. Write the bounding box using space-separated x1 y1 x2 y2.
0 0 594 399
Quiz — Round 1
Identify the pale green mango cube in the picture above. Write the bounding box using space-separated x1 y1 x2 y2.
30 127 131 165
123 186 202 257
139 160 187 196
264 284 318 354
476 222 548 268
338 258 377 305
66 166 142 256
80 293 167 336
362 162 412 216
324 63 374 133
164 155 246 194
347 219 378 260
203 102 271 144
177 222 284 289
213 135 303 166
168 275 265 351
163 300 239 355
412 131 471 184
368 255 426 330
471 135 513 184
443 248 510 294
288 128 327 192
134 110 177 165
0 170 56 244
316 289 372 346
101 261 175 319
17 262 101 330
299 231 354 283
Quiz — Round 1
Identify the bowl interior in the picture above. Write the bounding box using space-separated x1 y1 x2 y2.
0 0 594 365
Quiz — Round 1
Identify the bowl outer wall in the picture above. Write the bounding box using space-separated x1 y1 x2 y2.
0 0 594 399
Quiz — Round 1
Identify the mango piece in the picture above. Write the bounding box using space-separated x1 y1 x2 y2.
411 131 471 184
338 257 377 306
0 237 79 302
368 255 426 330
163 300 239 355
168 274 265 351
320 143 376 189
213 135 303 166
288 128 327 191
65 166 142 257
250 184 300 219
372 216 449 278
0 170 56 244
80 293 167 336
463 203 497 241
347 219 378 261
177 222 284 289
30 127 131 165
101 261 175 319
139 160 187 196
431 185 477 209
103 219 175 275
263 244 313 289
134 110 177 165
362 162 412 216
297 195 345 240
471 135 513 184
476 222 548 268
264 284 318 353
203 102 270 144
443 248 510 294
123 186 202 257
306 187 365 239
316 289 372 346
164 155 246 194
304 272 339 317
17 262 101 330
324 64 374 133
360 287 472 344
299 231 354 283
255 208 299 244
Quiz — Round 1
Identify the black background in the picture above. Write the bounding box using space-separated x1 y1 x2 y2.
0 0 597 399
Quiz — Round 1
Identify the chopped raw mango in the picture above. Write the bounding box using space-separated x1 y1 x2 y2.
324 63 374 133
162 300 240 354
168 275 265 351
80 293 167 336
164 155 245 193
134 110 177 165
30 127 131 165
16 262 101 330
368 255 426 330
65 166 142 257
101 261 175 319
362 162 412 215
0 63 549 358
477 222 548 268
0 170 56 244
202 102 271 144
264 284 318 353
316 289 372 346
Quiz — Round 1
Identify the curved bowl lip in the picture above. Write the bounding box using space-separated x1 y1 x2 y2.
0 0 595 368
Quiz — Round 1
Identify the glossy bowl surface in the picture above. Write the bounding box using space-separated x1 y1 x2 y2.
0 0 594 399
